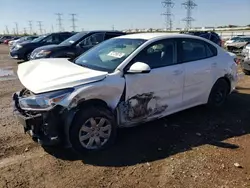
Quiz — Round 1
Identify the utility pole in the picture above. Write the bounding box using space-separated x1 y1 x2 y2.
161 0 175 31
112 25 115 31
28 20 33 34
37 21 43 34
12 28 16 35
55 13 63 31
70 13 77 31
182 0 197 30
14 22 19 35
5 25 9 34
51 25 54 32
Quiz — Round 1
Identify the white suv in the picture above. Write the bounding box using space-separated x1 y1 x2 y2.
13 33 238 153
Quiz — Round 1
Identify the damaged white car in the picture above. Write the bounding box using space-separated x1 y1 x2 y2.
13 33 239 153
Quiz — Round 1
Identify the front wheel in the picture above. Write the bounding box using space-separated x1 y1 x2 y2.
207 79 230 107
24 52 31 61
69 106 117 153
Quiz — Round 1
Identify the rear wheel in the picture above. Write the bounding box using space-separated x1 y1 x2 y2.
69 106 117 153
207 79 230 107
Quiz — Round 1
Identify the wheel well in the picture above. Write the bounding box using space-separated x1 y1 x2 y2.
217 77 231 93
77 99 109 110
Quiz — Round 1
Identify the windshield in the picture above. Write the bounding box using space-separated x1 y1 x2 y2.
75 38 146 72
59 32 88 46
32 35 48 42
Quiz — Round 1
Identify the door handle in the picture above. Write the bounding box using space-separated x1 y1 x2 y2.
173 70 183 75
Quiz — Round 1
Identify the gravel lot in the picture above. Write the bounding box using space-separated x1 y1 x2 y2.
0 44 250 188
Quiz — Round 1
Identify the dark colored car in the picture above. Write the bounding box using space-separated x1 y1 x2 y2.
180 31 222 46
4 36 20 44
30 31 126 60
9 32 75 61
0 36 13 44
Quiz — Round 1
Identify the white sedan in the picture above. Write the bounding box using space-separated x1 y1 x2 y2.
13 33 238 153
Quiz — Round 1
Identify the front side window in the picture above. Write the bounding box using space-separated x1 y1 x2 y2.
179 39 207 63
133 40 175 69
75 38 146 72
41 35 53 43
79 33 105 47
59 32 88 46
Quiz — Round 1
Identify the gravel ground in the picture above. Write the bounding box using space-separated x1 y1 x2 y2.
0 45 250 188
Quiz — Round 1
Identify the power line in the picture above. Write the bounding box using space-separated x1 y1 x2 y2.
70 13 77 31
55 13 63 31
28 20 33 34
37 21 43 34
14 22 19 35
161 0 174 31
182 0 197 30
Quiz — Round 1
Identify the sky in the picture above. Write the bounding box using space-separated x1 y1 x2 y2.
1 0 250 34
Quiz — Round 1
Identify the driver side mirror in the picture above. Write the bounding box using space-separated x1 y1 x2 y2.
126 62 151 74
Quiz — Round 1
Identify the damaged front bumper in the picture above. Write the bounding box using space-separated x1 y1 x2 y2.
12 92 65 147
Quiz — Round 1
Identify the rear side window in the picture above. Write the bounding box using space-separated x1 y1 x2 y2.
179 39 207 63
205 42 217 57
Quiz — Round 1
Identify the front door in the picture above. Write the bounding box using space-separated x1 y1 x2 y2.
119 39 185 126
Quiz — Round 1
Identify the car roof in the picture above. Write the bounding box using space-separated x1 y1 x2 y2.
86 30 125 34
117 32 205 40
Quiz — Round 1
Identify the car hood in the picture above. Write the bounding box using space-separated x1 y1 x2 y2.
33 44 68 52
17 58 108 94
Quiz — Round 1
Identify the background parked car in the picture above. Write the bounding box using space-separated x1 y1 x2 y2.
30 30 126 60
224 35 245 47
9 32 75 61
226 37 250 53
240 44 250 75
4 36 20 45
0 36 13 44
9 36 38 47
180 31 222 46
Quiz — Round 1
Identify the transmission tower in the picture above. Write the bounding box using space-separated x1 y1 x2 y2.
37 21 43 34
28 20 33 34
55 13 63 31
14 22 19 35
161 0 174 31
5 26 9 34
182 0 197 30
23 28 27 34
70 13 77 31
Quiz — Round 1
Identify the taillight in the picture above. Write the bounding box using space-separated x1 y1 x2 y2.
234 58 240 65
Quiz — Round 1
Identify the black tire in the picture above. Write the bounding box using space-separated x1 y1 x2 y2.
242 69 250 75
24 52 31 61
69 106 117 153
207 79 230 107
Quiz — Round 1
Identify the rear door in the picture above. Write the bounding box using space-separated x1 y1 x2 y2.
179 38 218 107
